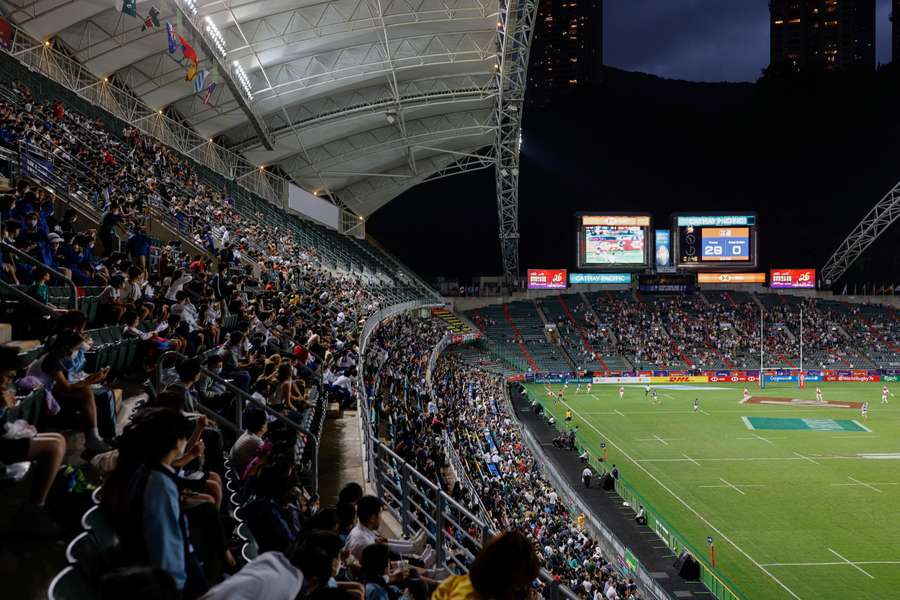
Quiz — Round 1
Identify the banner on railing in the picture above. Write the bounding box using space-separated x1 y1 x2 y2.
522 368 890 384
450 331 482 344
19 152 54 179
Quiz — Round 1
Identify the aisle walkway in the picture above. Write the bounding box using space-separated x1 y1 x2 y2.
510 389 713 599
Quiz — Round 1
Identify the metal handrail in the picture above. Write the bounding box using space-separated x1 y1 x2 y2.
0 241 78 309
155 350 319 493
17 141 211 260
0 279 57 316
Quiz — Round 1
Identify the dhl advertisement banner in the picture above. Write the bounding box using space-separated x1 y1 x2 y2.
649 375 710 383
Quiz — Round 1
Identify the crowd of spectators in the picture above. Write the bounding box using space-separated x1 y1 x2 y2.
0 80 453 600
365 314 642 599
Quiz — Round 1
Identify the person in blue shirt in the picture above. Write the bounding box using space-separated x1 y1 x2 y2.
127 225 152 269
102 408 208 597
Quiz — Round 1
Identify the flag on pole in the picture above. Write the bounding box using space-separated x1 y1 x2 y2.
165 22 177 54
193 69 206 94
0 15 12 50
120 0 137 18
178 34 198 64
141 7 160 31
202 82 216 104
185 64 198 82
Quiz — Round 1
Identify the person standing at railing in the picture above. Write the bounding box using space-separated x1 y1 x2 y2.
98 203 123 257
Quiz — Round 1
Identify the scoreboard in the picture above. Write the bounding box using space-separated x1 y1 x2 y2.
673 214 758 270
699 227 750 261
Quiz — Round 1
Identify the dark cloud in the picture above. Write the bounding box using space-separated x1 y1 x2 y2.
604 0 893 82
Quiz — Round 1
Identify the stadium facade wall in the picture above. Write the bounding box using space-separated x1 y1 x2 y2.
451 287 900 312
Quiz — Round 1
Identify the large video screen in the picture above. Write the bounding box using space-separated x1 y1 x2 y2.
577 214 651 270
673 214 758 270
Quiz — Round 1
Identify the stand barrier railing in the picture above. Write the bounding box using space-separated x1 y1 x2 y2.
529 388 748 600
357 304 582 600
155 351 320 494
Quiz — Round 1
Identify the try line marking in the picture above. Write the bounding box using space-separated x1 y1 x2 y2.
555 396 804 600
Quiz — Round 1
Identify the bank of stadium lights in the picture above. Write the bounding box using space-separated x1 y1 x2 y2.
179 0 197 16
204 17 227 58
232 61 254 101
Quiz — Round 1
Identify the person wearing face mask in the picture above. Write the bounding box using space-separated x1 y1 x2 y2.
101 408 209 598
26 330 111 453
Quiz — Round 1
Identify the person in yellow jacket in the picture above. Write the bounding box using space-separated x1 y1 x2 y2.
432 531 540 600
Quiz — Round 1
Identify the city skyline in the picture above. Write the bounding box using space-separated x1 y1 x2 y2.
603 0 894 82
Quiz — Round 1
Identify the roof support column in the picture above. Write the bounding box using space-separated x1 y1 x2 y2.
494 0 538 289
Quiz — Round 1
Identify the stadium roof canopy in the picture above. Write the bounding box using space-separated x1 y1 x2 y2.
4 0 502 217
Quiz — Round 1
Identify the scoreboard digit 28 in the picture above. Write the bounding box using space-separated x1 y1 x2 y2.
672 213 758 270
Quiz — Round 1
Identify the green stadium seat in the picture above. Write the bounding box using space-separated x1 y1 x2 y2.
65 530 108 584
48 566 97 600
80 506 120 556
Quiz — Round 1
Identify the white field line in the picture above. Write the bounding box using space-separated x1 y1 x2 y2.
634 454 900 464
556 397 804 600
741 416 755 430
828 548 875 579
682 453 701 467
762 560 900 567
852 420 873 433
700 484 766 490
847 476 884 493
580 409 864 415
831 482 898 488
653 435 669 446
613 409 626 417
718 478 746 495
793 451 820 465
699 409 711 415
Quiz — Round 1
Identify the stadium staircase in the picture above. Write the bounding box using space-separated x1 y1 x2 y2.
500 303 540 372
557 295 608 371
464 305 531 372
431 307 470 334
508 301 572 371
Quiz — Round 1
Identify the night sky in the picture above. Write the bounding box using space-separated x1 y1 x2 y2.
603 0 894 82
367 1 900 287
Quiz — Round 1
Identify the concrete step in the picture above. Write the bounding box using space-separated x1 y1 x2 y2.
3 339 41 352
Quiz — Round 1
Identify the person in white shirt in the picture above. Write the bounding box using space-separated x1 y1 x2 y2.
171 291 200 331
582 467 593 488
229 409 267 476
164 269 192 302
344 496 431 564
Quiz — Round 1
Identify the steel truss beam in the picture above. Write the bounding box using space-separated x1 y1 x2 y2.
494 0 538 286
170 3 274 150
821 180 900 286
227 82 494 152
339 146 494 214
280 108 495 177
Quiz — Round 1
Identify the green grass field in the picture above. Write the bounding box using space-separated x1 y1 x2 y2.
525 381 900 600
